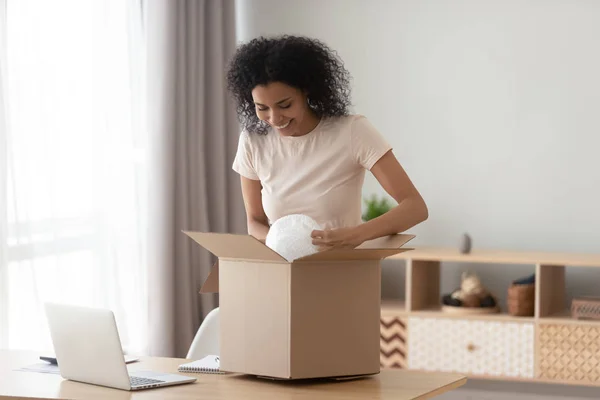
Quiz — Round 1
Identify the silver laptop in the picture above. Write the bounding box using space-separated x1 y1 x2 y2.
44 302 197 391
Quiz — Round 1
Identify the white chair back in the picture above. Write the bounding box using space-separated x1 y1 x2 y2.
186 307 220 360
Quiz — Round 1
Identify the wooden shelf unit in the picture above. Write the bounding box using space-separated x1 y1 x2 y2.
379 247 600 387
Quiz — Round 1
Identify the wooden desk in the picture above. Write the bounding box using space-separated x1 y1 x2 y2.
0 350 466 399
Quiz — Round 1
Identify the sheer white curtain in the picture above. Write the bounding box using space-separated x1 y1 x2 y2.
1 0 9 348
0 0 149 354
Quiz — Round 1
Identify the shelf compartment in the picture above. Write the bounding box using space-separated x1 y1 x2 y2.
407 260 440 311
537 323 600 384
535 264 566 318
408 316 535 379
536 263 600 325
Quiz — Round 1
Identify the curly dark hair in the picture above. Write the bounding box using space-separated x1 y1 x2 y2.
226 35 352 135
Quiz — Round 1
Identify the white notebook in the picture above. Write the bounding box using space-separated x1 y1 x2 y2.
178 355 223 374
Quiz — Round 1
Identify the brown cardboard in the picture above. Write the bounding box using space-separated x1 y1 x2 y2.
185 231 414 379
218 259 292 376
184 232 286 262
288 260 382 378
199 261 219 294
295 248 409 262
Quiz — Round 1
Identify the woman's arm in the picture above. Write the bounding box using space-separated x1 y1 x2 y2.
357 150 428 241
240 176 270 242
312 150 428 249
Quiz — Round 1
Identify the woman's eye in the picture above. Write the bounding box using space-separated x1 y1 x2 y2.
257 106 268 112
279 103 291 109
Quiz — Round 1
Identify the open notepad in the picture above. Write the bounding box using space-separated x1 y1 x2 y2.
178 355 223 374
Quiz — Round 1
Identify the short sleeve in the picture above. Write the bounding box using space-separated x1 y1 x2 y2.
232 131 259 180
350 115 393 170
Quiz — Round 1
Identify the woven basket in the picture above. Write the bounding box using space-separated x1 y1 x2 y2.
571 297 600 320
507 283 535 316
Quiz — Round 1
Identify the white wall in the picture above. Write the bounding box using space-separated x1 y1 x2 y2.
235 1 600 397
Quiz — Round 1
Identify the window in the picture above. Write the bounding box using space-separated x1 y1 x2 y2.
1 0 148 354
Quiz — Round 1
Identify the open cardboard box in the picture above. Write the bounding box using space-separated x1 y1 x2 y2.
184 231 414 380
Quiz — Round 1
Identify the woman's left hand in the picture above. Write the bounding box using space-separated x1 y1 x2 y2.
311 227 365 251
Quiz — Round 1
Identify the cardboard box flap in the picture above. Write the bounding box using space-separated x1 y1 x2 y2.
199 261 219 293
357 233 415 249
294 234 414 262
184 231 286 262
294 247 413 262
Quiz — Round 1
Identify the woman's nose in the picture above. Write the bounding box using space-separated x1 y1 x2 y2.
269 110 282 124
270 110 283 124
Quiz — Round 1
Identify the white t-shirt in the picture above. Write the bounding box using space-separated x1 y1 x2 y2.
232 114 392 229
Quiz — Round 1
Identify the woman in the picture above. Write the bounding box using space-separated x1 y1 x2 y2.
227 35 428 250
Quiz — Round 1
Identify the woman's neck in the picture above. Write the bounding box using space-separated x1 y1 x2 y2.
292 112 321 137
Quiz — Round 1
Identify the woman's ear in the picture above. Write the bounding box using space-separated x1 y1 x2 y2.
305 92 315 109
302 89 311 102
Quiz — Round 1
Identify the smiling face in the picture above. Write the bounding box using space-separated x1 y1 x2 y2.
251 82 320 137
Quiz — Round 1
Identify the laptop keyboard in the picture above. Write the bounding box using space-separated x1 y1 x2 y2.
130 376 166 387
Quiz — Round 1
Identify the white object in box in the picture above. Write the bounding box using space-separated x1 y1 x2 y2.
265 214 322 262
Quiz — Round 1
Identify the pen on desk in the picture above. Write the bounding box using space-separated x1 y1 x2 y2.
40 356 58 365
